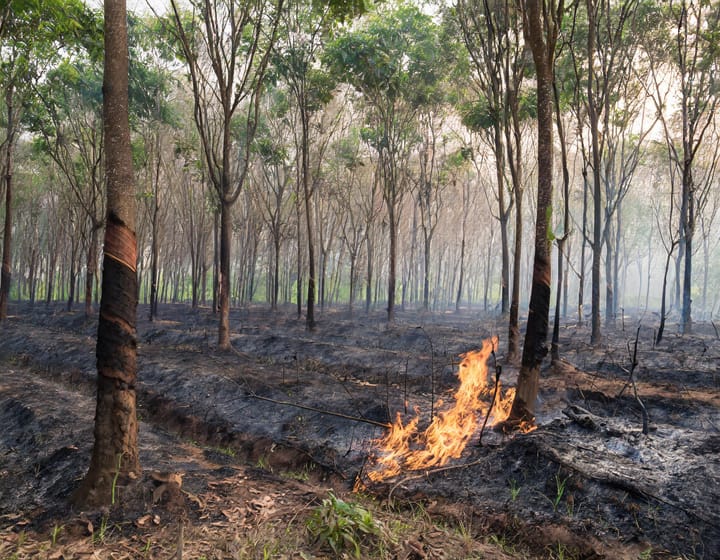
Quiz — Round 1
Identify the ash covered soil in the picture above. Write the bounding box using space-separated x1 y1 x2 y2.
1 302 719 559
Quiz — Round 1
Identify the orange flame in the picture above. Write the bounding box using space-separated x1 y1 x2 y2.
368 336 524 482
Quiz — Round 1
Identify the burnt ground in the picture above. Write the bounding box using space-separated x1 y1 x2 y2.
0 301 719 559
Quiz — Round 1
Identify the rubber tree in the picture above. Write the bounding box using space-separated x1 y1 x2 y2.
326 126 368 315
507 0 563 426
169 0 284 349
74 0 139 507
0 0 89 319
569 0 651 342
270 0 340 329
249 90 294 311
457 0 531 361
129 14 181 320
644 0 720 335
30 57 106 316
324 3 448 323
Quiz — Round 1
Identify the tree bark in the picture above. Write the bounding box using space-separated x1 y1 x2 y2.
218 200 231 348
74 0 139 507
301 111 316 330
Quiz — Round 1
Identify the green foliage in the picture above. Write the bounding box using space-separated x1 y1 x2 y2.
324 3 458 107
320 0 372 23
306 492 383 558
460 98 498 131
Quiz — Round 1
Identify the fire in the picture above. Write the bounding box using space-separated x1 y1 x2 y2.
368 336 525 482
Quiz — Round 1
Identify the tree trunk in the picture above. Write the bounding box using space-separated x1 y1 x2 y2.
508 0 559 424
508 179 522 361
85 226 98 317
74 0 139 507
681 162 693 333
387 200 397 323
272 237 280 311
604 228 614 324
587 0 602 345
551 79 570 363
456 237 465 312
149 201 159 320
218 201 231 348
0 81 15 321
301 114 316 330
578 165 588 324
656 248 674 345
212 208 219 313
365 235 373 314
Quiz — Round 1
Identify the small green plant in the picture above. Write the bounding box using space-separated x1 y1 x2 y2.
565 493 575 517
638 549 652 560
509 478 521 501
554 473 568 511
543 471 568 513
111 453 122 505
488 534 515 554
550 542 568 560
50 524 63 546
93 515 110 544
215 446 236 457
306 492 382 558
256 455 272 471
283 463 315 482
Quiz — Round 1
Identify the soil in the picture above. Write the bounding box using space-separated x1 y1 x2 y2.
1 301 718 559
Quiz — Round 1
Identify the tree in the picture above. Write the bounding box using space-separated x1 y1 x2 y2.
31 58 106 316
645 0 720 334
129 14 181 319
74 0 139 507
573 0 651 342
168 0 284 349
0 0 90 319
457 0 530 361
325 3 448 323
507 0 563 425
249 90 294 311
272 0 336 329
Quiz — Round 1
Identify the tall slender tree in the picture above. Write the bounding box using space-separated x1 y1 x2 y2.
457 0 529 361
648 0 720 334
168 0 284 349
74 0 139 507
0 0 90 319
507 0 563 425
325 3 450 323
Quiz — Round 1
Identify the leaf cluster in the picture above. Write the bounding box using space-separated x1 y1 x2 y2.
306 492 383 558
323 2 460 107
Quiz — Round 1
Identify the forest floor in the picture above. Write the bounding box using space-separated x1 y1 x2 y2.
0 302 718 559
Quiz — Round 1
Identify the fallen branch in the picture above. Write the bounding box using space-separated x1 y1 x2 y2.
248 393 391 429
616 326 649 434
536 433 719 528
